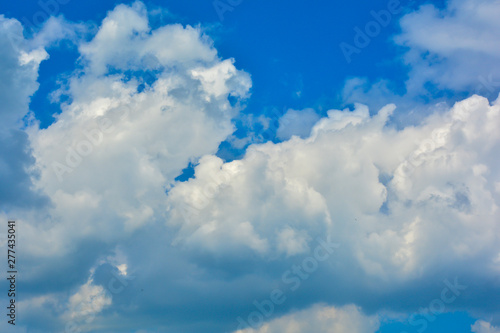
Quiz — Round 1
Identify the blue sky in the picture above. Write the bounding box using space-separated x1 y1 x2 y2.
0 0 499 332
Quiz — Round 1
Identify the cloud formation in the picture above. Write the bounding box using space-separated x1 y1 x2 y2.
0 1 499 332
0 15 49 210
166 94 500 328
396 0 500 97
1 2 251 331
169 94 500 277
234 304 380 333
342 0 500 127
23 1 251 254
473 320 500 333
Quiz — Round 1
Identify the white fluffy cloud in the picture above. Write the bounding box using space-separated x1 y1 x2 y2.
161 93 500 331
1 2 251 330
396 0 500 97
20 1 250 256
234 304 380 333
159 91 500 328
342 0 500 127
167 94 500 291
1 1 500 331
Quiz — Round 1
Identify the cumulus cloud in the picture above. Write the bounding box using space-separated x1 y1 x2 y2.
21 1 251 255
167 94 500 317
1 1 500 332
234 304 380 333
1 2 250 330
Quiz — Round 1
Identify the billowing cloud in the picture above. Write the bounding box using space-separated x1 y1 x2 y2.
167 94 500 319
169 94 500 265
1 1 499 332
1 2 251 331
21 1 251 255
